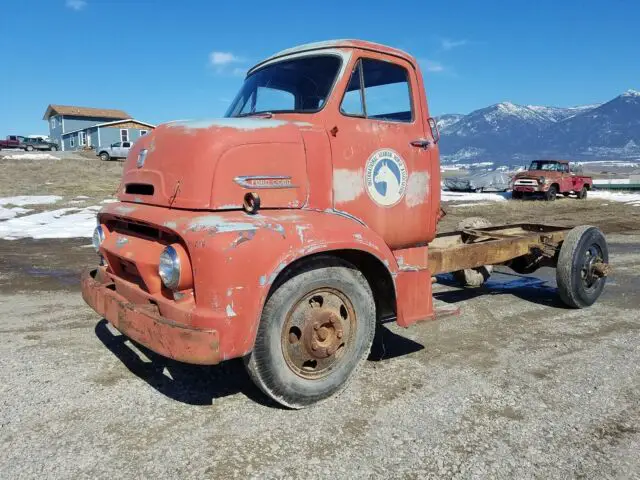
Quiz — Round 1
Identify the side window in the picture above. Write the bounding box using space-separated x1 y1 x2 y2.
70 136 75 147
340 62 365 116
139 130 148 137
50 117 57 129
120 129 129 142
123 142 131 148
340 58 413 122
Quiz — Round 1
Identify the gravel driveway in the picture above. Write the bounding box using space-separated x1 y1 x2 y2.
1 233 639 479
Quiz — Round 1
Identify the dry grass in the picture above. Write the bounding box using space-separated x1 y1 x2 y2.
1 157 638 235
0 158 123 203
440 197 640 234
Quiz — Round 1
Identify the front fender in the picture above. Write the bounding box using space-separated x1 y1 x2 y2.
100 204 400 360
181 209 400 357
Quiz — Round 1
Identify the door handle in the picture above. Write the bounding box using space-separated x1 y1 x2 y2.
410 139 431 149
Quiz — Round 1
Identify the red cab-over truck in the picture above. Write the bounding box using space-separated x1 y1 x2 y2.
82 40 610 408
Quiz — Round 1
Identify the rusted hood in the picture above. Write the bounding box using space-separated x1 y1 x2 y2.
118 118 310 210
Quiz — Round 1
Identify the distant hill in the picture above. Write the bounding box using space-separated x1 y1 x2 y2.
437 90 640 165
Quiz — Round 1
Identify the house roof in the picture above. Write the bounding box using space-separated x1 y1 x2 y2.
61 118 156 136
43 104 131 120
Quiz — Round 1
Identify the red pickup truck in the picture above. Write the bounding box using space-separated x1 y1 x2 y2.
512 160 593 201
0 135 25 149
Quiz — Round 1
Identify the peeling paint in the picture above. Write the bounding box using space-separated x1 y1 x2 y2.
405 171 430 207
226 304 237 317
333 169 364 203
353 233 363 241
259 275 267 286
133 197 144 204
295 225 310 243
114 205 136 214
163 221 178 230
188 215 284 238
115 237 129 249
167 118 288 131
268 262 287 285
228 230 256 249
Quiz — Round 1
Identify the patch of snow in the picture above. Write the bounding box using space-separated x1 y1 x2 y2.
0 195 62 206
1 153 59 161
441 190 510 202
101 199 118 204
589 191 640 206
0 206 100 240
74 195 90 200
0 206 32 220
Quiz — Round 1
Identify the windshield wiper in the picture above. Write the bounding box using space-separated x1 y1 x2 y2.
236 111 273 118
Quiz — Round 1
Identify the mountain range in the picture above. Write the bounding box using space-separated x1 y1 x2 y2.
436 90 640 165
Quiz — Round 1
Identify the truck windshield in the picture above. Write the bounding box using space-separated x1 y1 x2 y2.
225 55 342 117
529 161 562 171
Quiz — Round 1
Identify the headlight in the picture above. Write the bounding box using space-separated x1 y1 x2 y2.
538 176 546 184
159 246 181 290
92 226 105 253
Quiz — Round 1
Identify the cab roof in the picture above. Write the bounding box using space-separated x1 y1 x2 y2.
535 159 570 164
250 39 417 73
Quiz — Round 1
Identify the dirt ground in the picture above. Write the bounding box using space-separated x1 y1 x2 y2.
1 231 639 478
1 158 639 478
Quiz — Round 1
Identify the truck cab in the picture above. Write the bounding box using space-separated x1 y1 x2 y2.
512 159 593 200
82 40 609 408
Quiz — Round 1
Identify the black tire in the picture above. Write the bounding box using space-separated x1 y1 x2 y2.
25 145 34 152
99 152 110 161
453 217 493 287
577 186 588 199
545 185 557 201
245 256 376 409
512 191 523 200
50 146 58 151
562 192 570 197
556 226 608 308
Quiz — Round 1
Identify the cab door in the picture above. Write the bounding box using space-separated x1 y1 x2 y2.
328 55 435 249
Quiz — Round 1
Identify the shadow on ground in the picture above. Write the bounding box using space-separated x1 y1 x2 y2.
434 270 570 309
94 319 278 408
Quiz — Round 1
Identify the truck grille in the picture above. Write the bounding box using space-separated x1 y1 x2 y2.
514 179 538 186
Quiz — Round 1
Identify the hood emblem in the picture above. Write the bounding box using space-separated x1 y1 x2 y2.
234 175 297 189
137 149 148 168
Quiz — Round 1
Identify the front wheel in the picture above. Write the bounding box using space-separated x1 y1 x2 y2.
556 226 608 308
25 145 34 152
245 256 376 408
577 186 588 199
99 152 110 161
545 185 557 201
50 146 58 151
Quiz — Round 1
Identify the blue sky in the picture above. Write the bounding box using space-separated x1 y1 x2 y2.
1 0 638 135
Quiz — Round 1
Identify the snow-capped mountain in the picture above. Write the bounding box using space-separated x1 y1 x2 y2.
436 90 639 164
436 114 464 131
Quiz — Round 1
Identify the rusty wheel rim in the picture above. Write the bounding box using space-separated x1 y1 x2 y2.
281 288 357 379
